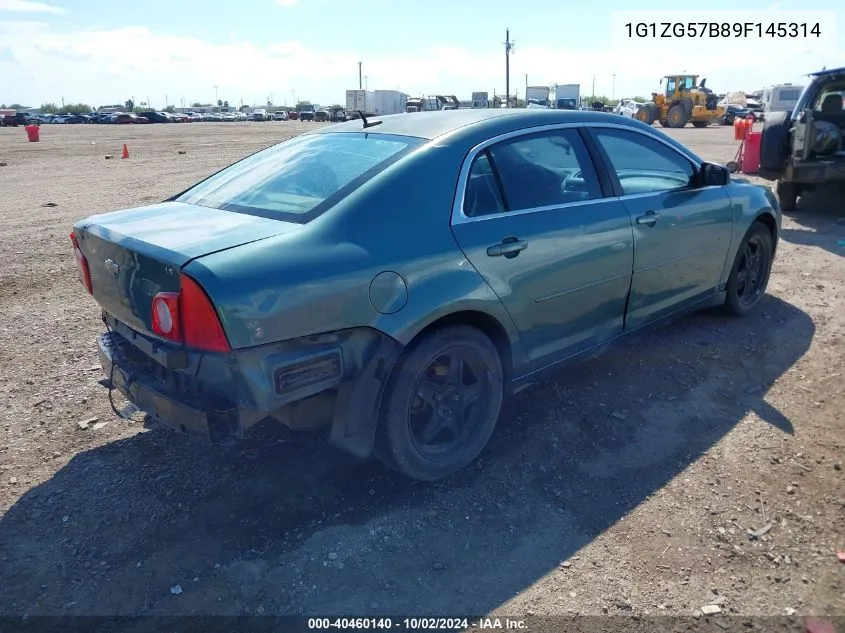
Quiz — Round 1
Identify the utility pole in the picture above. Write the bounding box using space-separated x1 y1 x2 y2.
591 75 595 100
364 76 369 90
525 73 528 105
358 62 363 90
504 29 515 108
214 85 218 104
612 74 616 101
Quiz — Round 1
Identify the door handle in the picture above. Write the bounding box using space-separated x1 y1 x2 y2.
487 238 527 257
636 211 660 226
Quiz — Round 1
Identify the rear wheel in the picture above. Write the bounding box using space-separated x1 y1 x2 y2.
722 222 774 317
667 105 690 128
692 121 709 128
375 325 504 481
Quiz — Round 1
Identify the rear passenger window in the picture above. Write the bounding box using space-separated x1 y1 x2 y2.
463 152 506 217
488 130 603 212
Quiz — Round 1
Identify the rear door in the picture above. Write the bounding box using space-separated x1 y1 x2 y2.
450 126 634 370
586 126 734 330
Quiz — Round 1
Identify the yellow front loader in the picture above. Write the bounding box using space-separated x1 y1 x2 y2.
635 75 725 128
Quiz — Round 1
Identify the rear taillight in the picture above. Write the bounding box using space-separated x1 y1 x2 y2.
69 232 93 294
151 274 230 353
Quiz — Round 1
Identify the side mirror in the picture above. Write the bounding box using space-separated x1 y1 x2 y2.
700 162 730 187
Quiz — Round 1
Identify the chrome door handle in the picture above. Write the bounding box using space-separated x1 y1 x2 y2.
636 211 660 226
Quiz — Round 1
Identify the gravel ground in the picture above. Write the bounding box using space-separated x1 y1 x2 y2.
0 121 843 624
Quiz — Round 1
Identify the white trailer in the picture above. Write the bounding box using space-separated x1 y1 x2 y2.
373 90 408 115
761 84 805 116
346 89 376 116
553 84 580 110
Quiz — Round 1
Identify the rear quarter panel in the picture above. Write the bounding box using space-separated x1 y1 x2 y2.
184 139 528 367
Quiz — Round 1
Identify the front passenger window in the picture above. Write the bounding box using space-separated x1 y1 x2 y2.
593 129 695 195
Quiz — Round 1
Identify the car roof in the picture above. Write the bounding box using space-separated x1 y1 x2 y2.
808 66 845 77
311 109 637 141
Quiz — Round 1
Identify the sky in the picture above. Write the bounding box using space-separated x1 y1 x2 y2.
0 0 842 109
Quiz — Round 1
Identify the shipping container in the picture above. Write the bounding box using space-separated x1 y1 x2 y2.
345 89 376 115
373 90 408 116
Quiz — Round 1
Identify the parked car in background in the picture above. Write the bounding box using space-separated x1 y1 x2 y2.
138 111 171 123
250 109 269 121
299 105 316 121
613 99 644 118
114 113 148 124
72 109 781 482
720 104 755 125
315 109 329 122
274 110 289 121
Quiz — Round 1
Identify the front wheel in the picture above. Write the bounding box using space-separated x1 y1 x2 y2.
722 222 774 317
375 325 504 481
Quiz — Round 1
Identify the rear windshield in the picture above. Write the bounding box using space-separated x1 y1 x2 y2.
175 132 419 222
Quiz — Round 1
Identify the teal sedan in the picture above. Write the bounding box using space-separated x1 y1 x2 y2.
71 109 781 481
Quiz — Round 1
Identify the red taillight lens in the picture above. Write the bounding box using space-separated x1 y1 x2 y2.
151 292 181 342
150 274 230 353
180 274 230 353
69 232 93 294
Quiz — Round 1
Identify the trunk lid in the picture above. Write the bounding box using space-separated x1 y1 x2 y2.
74 201 302 335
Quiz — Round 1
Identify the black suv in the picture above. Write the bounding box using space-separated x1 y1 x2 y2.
759 67 845 210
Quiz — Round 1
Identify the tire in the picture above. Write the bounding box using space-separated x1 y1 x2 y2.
635 106 654 125
658 119 669 128
722 222 774 317
759 111 792 174
776 180 799 211
375 325 504 481
692 121 709 128
666 104 690 128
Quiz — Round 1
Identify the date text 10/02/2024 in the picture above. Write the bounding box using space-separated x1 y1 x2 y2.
306 618 527 630
623 22 821 38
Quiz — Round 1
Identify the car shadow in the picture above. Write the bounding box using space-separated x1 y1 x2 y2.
780 186 845 257
0 296 813 621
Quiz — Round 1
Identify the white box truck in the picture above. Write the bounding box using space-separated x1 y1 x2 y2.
554 84 580 110
373 90 408 115
472 91 489 108
525 86 551 108
346 89 376 116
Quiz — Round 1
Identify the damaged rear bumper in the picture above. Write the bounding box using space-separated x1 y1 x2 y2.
97 314 403 456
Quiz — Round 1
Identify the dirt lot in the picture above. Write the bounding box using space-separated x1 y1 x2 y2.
0 121 843 624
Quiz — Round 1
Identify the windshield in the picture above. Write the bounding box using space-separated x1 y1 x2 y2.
175 132 418 222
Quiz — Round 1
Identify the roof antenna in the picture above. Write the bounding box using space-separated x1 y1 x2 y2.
357 109 382 129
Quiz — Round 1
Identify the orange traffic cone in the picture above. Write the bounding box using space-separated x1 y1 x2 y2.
121 144 129 159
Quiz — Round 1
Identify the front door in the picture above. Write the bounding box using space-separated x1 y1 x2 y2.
587 126 734 331
450 127 634 370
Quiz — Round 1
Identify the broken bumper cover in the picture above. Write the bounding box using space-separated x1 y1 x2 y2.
98 331 237 442
96 320 404 456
